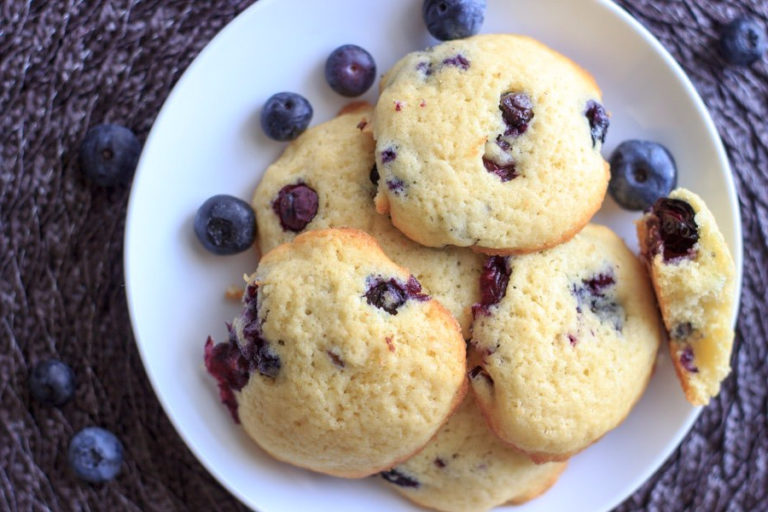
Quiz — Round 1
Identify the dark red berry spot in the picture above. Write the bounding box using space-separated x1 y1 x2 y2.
499 92 534 137
395 101 403 111
646 198 699 262
380 469 420 488
568 333 578 347
442 54 470 70
381 148 397 163
357 119 367 130
385 336 395 352
326 350 345 368
272 183 318 232
204 333 249 423
679 345 699 373
585 100 609 146
472 256 511 317
482 157 518 182
469 365 494 386
434 458 446 468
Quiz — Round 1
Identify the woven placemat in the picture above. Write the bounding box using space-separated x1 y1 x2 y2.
0 1 765 510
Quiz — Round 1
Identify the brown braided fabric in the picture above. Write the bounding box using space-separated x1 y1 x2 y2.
0 1 765 510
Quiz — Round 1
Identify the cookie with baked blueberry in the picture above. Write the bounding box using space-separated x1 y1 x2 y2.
469 224 662 462
373 34 610 254
380 395 566 512
252 103 483 336
204 228 467 478
636 188 736 406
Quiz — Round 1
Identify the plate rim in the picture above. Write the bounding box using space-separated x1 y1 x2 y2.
123 0 744 510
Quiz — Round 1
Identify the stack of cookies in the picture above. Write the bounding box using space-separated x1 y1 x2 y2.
204 34 736 512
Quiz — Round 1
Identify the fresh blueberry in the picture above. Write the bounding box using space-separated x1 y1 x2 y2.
68 427 124 483
585 100 609 147
194 194 256 255
720 16 767 66
272 183 319 232
29 359 75 406
608 140 677 211
325 44 377 97
422 0 486 41
646 198 699 262
79 124 141 186
260 92 313 141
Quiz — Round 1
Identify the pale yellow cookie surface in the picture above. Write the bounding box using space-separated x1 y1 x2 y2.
381 396 566 512
636 188 736 406
252 104 483 335
469 224 662 462
233 229 467 478
373 34 609 253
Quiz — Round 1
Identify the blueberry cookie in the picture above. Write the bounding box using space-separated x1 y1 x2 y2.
204 228 467 477
373 34 610 254
469 224 662 462
252 103 483 336
380 396 567 512
636 188 736 406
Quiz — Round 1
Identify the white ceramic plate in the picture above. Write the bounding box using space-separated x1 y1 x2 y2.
125 0 743 510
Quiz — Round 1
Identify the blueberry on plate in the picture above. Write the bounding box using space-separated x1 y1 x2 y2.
79 124 141 186
720 16 767 66
29 359 75 406
422 0 486 41
68 427 123 483
260 92 313 141
325 44 377 97
194 194 256 255
609 140 677 211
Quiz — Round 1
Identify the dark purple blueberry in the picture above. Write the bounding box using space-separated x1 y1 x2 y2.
194 194 256 255
434 458 447 468
260 92 313 141
572 271 623 331
272 183 318 232
68 427 123 483
416 61 434 75
365 280 406 314
468 365 494 386
482 157 518 182
499 92 533 137
646 198 699 262
585 100 609 147
204 334 250 422
364 276 428 315
386 177 405 194
28 359 75 407
79 124 141 186
380 468 420 488
568 334 578 347
609 140 677 211
422 0 486 41
369 164 380 186
679 345 699 373
720 16 767 66
442 54 471 70
671 322 693 340
472 256 510 317
495 135 510 151
325 44 377 97
381 148 397 164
